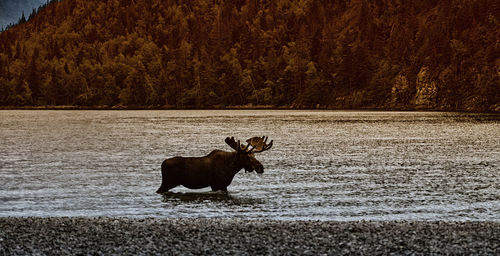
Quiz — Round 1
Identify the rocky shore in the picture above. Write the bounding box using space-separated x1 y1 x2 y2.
1 217 499 255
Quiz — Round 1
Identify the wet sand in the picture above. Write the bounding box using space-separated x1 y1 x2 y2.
1 217 499 255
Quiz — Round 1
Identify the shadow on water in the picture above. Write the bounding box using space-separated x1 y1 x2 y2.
160 191 264 206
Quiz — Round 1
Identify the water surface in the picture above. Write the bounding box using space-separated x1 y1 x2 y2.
1 110 499 221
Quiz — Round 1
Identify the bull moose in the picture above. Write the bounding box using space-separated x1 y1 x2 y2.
156 136 273 193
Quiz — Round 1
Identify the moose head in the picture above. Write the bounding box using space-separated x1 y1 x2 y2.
225 136 273 174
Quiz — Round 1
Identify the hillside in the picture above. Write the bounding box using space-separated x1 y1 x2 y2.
0 0 499 111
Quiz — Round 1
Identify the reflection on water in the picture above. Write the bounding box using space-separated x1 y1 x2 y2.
0 110 499 221
162 192 264 206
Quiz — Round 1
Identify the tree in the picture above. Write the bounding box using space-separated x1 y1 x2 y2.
25 47 42 104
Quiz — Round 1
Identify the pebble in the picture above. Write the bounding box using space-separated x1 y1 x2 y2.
0 217 499 255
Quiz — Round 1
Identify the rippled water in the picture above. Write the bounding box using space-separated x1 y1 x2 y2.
1 110 499 221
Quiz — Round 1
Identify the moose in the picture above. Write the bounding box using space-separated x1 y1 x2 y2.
156 136 273 193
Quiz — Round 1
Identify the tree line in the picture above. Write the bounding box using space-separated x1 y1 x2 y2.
0 0 498 111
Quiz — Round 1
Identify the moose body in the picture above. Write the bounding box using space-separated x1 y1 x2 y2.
157 136 272 193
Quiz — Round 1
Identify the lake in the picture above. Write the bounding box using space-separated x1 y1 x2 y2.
0 110 499 221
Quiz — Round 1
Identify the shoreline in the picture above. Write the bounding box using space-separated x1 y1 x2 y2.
0 104 405 111
1 105 499 113
1 217 499 255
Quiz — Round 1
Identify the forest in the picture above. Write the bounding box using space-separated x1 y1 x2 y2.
0 0 498 111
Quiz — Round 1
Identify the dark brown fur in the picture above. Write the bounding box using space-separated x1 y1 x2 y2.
156 150 263 193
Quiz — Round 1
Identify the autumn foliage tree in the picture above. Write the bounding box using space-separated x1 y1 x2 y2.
0 0 498 111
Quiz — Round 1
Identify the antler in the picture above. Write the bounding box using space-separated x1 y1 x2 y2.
225 136 274 154
225 137 240 151
225 137 254 153
245 136 273 153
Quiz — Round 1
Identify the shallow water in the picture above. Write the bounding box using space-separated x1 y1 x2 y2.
0 110 499 221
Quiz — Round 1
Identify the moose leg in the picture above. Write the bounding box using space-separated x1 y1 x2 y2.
157 173 178 193
156 182 177 193
157 162 178 193
210 186 228 192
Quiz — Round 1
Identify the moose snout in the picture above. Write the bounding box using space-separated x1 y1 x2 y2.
255 163 264 174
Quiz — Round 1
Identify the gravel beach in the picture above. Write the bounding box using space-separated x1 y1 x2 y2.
1 217 499 255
